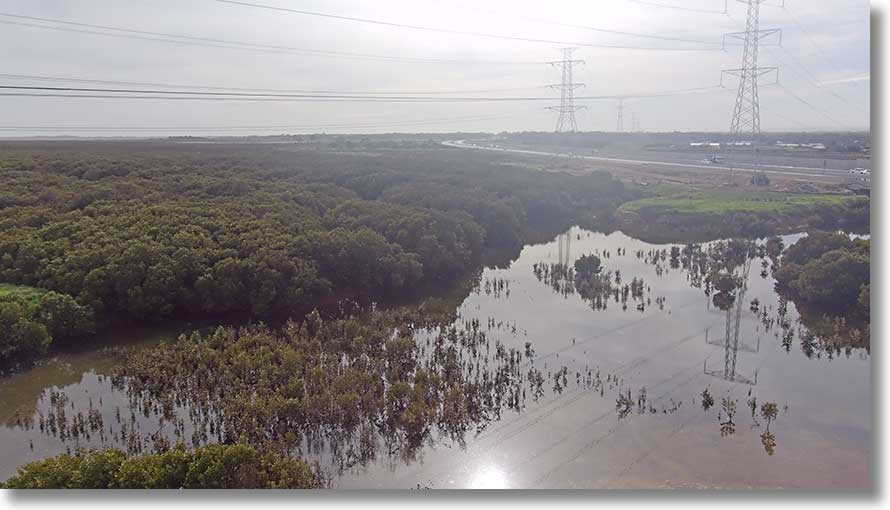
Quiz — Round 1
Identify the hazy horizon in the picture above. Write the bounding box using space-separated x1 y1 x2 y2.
0 0 871 136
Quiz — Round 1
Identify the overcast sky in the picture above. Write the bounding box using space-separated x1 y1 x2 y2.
0 0 871 136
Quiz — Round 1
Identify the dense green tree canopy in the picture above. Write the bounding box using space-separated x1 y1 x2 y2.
0 286 94 369
1 444 320 489
774 232 869 317
0 144 637 335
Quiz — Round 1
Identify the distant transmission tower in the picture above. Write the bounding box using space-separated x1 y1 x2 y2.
721 0 781 178
616 98 624 132
547 48 585 133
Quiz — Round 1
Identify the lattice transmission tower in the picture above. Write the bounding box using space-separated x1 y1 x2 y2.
721 0 781 178
547 48 585 133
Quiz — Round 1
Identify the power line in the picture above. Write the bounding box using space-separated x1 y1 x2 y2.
775 83 851 130
762 105 811 131
540 20 719 46
724 8 865 130
754 45 867 122
455 1 721 45
0 84 571 102
0 73 547 96
627 0 728 15
606 85 728 99
0 75 723 99
744 3 871 119
773 47 869 116
0 92 554 103
781 4 864 86
0 84 730 102
215 0 722 52
0 13 539 65
0 112 533 133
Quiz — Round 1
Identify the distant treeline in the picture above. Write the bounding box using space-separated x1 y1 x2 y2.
0 143 637 367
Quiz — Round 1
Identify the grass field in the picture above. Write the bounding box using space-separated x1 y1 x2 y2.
619 190 863 216
0 283 48 306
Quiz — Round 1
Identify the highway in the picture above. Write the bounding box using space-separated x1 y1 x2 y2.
442 139 861 181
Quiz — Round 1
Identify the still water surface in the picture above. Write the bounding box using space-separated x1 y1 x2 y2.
0 230 870 489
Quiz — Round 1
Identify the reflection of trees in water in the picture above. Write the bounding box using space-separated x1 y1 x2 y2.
2 366 96 429
479 277 511 300
532 259 575 298
760 402 779 456
719 397 737 437
532 242 664 313
529 233 791 459
698 388 782 455
531 260 663 313
680 237 866 360
683 237 868 360
704 257 759 386
751 291 869 360
689 241 787 455
792 310 869 360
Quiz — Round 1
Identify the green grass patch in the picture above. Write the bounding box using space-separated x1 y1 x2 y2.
0 283 48 306
619 191 863 216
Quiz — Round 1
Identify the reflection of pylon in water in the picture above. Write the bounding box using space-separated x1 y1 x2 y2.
704 258 759 386
705 271 761 354
557 227 572 267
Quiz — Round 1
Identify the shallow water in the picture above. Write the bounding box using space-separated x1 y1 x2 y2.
0 230 870 489
0 321 214 480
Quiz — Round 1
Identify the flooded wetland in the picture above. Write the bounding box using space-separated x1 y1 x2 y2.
0 229 870 489
0 0 873 493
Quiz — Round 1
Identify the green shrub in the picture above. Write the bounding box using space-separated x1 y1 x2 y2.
774 232 870 318
2 444 320 489
0 287 94 369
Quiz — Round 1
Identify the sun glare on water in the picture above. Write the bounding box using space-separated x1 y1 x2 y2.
469 465 510 489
